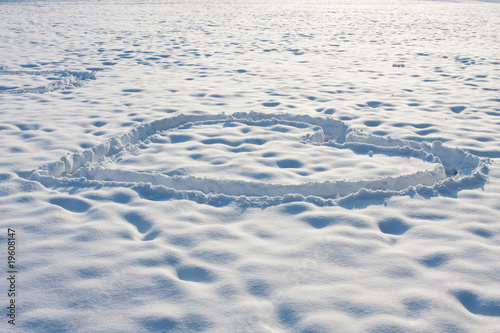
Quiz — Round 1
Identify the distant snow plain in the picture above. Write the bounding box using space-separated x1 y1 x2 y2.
1 0 500 332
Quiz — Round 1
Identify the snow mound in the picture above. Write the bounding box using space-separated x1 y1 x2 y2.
29 112 489 208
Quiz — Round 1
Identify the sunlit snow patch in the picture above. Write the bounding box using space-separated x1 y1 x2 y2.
29 112 489 208
0 67 96 94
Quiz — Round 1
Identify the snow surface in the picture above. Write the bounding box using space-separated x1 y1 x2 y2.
1 0 500 332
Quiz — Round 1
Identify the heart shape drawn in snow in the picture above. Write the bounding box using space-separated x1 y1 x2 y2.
29 112 489 208
0 68 96 94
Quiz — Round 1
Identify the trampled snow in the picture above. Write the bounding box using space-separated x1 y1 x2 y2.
1 0 500 332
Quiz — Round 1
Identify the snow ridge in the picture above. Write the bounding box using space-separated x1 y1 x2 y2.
29 112 489 208
0 68 96 93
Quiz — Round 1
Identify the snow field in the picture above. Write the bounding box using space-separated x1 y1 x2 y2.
0 1 499 332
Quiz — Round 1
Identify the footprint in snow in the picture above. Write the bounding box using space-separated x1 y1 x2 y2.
49 197 91 213
378 217 411 235
176 266 216 283
262 102 280 107
122 211 153 234
453 290 500 317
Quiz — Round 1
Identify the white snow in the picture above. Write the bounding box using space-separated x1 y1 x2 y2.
1 0 500 332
